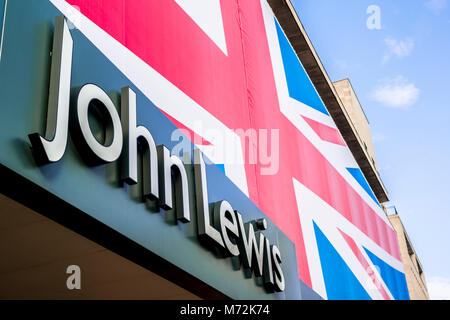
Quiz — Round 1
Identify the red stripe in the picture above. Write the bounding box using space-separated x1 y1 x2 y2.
302 116 346 146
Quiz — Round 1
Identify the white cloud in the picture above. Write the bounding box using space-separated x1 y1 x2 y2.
427 277 450 300
371 76 420 108
424 0 447 15
383 37 414 63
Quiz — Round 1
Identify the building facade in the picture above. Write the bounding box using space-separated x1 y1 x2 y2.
333 79 379 174
388 210 429 300
0 0 413 299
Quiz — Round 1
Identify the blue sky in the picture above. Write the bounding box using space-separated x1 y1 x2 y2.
292 0 450 299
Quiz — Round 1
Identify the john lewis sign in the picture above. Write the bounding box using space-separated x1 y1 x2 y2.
28 16 285 293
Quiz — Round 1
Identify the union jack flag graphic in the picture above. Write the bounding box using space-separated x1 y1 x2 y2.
50 0 410 299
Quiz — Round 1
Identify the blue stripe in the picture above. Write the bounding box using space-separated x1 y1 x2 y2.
346 167 379 206
216 163 225 174
274 18 329 116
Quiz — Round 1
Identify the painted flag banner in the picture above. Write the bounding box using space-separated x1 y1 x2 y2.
43 0 409 300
